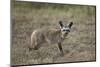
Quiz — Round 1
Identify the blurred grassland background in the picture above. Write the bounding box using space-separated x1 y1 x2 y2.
11 0 96 65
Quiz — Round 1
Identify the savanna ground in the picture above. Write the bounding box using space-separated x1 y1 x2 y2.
11 1 96 66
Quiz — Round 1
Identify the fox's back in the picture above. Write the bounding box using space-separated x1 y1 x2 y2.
31 27 62 44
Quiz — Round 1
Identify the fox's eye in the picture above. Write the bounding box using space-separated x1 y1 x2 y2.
63 29 66 31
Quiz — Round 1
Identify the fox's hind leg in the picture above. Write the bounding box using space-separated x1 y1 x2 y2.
29 42 39 51
29 35 39 51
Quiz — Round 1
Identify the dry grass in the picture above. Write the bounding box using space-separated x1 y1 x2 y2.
11 1 96 66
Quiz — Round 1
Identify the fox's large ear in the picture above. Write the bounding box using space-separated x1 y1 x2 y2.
68 22 73 28
59 21 63 28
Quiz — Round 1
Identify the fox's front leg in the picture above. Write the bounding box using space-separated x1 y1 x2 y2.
57 42 64 56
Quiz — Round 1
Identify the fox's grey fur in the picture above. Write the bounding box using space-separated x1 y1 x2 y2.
29 21 73 55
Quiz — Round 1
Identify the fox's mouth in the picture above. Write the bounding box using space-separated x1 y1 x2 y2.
65 32 69 35
61 33 68 39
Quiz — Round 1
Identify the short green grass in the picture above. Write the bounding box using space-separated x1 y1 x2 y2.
11 1 96 65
